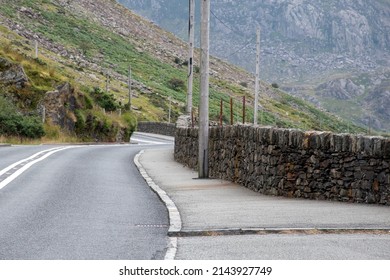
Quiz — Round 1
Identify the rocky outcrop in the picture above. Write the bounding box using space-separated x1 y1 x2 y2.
316 79 365 100
43 82 131 142
43 83 79 132
0 57 28 88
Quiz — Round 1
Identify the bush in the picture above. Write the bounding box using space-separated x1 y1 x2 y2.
0 96 45 139
167 78 186 91
19 117 45 138
122 112 137 139
174 57 181 64
271 83 279 88
91 87 120 112
240 81 248 88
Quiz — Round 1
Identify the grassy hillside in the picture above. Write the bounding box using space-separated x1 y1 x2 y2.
0 0 368 143
0 22 136 143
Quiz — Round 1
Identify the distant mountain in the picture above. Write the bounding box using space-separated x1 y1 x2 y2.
119 0 390 132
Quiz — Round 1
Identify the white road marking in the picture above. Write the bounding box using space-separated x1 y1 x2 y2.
0 146 79 190
134 150 181 260
0 147 63 178
131 137 167 145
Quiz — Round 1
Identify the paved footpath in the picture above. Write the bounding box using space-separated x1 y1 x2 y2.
139 147 390 260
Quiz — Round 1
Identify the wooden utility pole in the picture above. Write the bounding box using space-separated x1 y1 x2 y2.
105 71 110 94
168 96 172 123
187 0 195 116
199 0 210 179
368 115 372 135
230 97 233 125
128 65 132 110
219 98 223 126
34 40 39 59
254 27 261 125
243 96 246 124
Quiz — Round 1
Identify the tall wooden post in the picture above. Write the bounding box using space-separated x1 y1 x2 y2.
168 96 172 123
254 27 261 125
219 98 223 126
243 96 246 124
128 65 132 110
34 40 39 59
230 97 233 125
105 72 110 94
187 0 195 117
199 0 210 179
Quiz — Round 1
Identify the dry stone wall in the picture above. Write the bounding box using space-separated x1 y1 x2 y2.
175 125 390 205
137 122 176 137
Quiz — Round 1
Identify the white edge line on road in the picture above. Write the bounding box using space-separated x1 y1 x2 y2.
0 146 79 190
130 137 167 145
134 150 182 260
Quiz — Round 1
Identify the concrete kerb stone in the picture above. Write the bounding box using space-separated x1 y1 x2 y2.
133 150 182 260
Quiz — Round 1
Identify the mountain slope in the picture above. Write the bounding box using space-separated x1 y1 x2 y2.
0 0 367 142
120 0 390 133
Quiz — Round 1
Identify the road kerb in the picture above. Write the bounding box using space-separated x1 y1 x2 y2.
134 149 182 260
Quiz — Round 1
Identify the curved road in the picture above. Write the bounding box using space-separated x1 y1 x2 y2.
0 133 173 260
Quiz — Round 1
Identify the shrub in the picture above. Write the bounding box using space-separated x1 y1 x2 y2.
121 112 137 141
271 83 279 88
91 87 120 112
174 57 181 64
19 117 45 138
240 81 248 88
0 96 45 139
167 78 186 91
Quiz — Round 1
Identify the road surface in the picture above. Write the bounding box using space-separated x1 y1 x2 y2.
0 133 173 260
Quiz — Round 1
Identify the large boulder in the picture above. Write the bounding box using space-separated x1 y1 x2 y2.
0 57 29 88
44 83 79 131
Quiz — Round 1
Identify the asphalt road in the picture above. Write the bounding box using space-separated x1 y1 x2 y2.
0 134 173 260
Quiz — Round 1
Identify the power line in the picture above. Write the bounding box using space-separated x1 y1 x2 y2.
210 9 241 35
209 9 257 59
224 36 256 58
